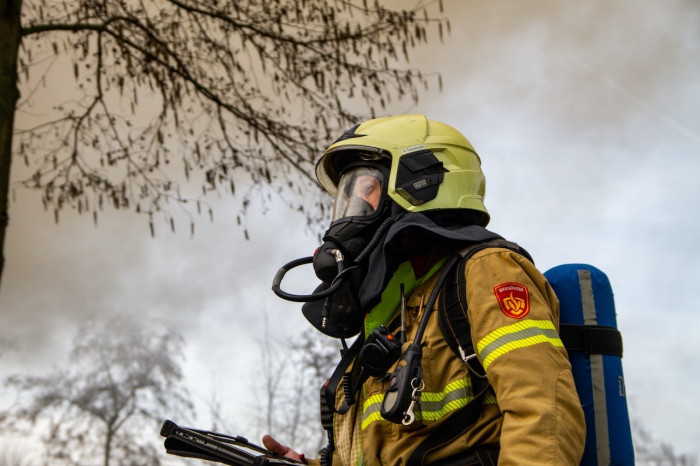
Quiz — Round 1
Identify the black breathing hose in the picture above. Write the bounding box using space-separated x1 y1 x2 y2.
271 216 394 303
271 255 347 302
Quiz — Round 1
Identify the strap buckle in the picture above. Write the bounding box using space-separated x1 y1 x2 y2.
458 346 487 380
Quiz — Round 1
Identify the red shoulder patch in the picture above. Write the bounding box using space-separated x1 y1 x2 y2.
493 282 530 319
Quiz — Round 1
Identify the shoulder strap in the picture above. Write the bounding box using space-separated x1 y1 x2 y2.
409 240 531 466
438 239 532 363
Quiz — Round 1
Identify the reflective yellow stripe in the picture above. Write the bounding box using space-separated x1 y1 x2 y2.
419 378 467 422
362 393 385 429
361 377 497 429
477 319 563 371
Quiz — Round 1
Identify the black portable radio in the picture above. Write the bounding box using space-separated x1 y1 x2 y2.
358 325 403 377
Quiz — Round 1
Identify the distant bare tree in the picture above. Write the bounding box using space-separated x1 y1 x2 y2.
256 317 288 438
0 0 449 288
252 326 340 455
0 316 193 466
285 328 341 453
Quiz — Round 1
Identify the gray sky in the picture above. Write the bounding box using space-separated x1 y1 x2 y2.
2 0 700 459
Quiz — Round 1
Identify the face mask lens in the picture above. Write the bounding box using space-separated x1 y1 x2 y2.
332 167 384 221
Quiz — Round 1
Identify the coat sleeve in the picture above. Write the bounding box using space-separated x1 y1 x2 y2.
464 248 585 465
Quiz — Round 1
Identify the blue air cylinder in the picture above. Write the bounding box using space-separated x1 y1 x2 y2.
544 264 634 466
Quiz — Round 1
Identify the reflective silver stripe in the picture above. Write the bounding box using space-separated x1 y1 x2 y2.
578 269 610 465
478 322 561 368
419 379 472 422
363 396 382 421
579 269 597 325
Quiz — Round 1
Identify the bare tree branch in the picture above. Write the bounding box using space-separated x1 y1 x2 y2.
1 0 447 288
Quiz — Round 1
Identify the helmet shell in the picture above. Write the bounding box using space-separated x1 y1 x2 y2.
316 114 489 224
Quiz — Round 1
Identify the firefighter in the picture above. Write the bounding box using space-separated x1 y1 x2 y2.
267 114 585 465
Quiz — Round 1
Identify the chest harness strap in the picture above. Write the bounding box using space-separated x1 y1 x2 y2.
408 240 531 465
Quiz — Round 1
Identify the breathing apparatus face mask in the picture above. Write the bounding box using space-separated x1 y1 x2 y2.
271 161 394 339
306 164 392 337
313 165 388 283
333 167 384 220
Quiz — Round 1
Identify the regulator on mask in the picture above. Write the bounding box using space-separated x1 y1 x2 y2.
271 162 393 339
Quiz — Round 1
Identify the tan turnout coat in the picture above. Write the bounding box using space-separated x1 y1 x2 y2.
325 247 585 466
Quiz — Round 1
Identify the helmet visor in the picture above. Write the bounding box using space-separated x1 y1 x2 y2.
332 167 384 221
